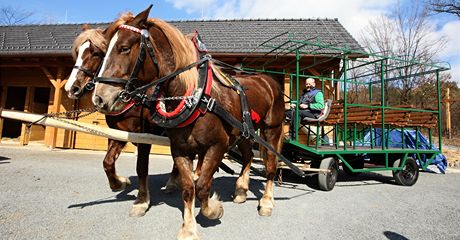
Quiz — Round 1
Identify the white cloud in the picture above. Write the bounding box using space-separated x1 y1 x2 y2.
439 20 460 58
167 0 395 38
168 0 459 84
448 60 460 84
165 0 217 14
437 20 460 84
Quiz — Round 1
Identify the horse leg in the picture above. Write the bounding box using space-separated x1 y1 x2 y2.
163 153 202 193
258 125 283 216
174 155 199 240
196 145 225 220
233 139 253 203
103 139 130 191
129 143 151 217
163 163 180 193
194 153 204 182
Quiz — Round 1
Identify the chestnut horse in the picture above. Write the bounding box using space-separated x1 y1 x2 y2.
64 14 175 217
93 6 284 240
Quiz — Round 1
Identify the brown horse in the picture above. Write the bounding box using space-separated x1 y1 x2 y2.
93 6 285 239
64 14 173 217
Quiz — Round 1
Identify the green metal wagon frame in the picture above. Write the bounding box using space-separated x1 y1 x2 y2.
241 32 450 191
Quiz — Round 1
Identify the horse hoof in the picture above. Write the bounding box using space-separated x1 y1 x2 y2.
258 197 274 216
258 206 273 217
201 193 224 220
201 204 224 220
177 227 200 240
110 176 131 192
129 202 149 217
233 189 247 204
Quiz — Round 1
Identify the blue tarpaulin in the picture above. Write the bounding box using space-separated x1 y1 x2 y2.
361 129 447 173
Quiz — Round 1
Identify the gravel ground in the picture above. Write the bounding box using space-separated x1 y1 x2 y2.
0 143 459 240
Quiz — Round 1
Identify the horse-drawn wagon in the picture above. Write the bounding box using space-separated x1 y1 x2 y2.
240 32 450 191
0 5 450 239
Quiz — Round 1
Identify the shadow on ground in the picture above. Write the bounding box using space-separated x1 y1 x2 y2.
276 167 396 190
0 156 11 164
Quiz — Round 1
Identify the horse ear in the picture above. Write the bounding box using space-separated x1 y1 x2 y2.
81 24 91 31
132 4 153 28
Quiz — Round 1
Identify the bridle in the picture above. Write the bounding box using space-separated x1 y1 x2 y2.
94 24 159 103
93 24 211 105
71 65 100 93
71 46 105 95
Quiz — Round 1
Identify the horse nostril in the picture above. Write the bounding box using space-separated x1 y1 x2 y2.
93 95 105 109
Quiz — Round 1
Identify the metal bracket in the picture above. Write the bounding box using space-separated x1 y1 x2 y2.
205 97 216 111
119 90 132 103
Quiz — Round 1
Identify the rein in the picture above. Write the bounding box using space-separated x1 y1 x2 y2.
94 23 212 112
71 56 104 95
88 24 305 176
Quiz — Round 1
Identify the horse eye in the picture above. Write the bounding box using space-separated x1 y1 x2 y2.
120 46 131 54
91 52 102 58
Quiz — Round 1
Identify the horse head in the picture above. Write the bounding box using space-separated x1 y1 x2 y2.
93 5 197 114
65 13 135 100
65 27 106 99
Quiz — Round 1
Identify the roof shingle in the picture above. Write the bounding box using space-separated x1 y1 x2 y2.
0 18 363 56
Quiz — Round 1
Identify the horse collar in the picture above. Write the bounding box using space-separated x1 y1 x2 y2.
149 58 213 128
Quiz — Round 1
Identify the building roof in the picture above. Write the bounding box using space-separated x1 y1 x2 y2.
0 18 363 57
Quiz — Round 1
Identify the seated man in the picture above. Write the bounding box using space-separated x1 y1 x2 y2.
285 78 325 137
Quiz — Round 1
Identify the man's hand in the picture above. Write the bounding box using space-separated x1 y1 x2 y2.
290 103 296 109
300 103 309 109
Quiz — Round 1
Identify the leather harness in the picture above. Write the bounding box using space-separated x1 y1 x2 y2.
92 24 306 177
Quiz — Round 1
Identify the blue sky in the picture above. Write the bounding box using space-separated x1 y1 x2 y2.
0 0 201 23
1 0 459 83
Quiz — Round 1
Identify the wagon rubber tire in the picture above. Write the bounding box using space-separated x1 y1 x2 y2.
318 157 338 191
392 157 419 186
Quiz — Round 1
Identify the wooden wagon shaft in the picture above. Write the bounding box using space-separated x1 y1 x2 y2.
0 109 170 146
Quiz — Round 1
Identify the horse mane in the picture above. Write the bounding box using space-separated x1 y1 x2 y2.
147 18 200 91
71 13 135 60
71 29 105 60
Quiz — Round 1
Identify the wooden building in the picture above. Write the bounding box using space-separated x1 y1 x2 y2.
0 19 363 154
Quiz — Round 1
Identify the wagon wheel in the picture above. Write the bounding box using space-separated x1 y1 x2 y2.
342 158 364 176
392 157 419 186
318 157 338 191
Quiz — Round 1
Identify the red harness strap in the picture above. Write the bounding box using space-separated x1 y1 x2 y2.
251 110 261 124
155 85 194 118
177 63 213 127
106 100 136 116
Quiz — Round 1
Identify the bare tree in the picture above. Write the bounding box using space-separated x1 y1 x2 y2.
0 5 34 25
359 0 447 105
427 0 460 17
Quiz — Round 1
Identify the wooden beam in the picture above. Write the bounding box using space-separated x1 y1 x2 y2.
57 67 63 83
57 67 68 88
49 78 63 149
446 88 451 139
0 57 74 68
0 87 8 142
1 109 170 146
20 87 33 145
442 98 460 103
41 67 54 82
333 67 341 101
40 66 65 149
